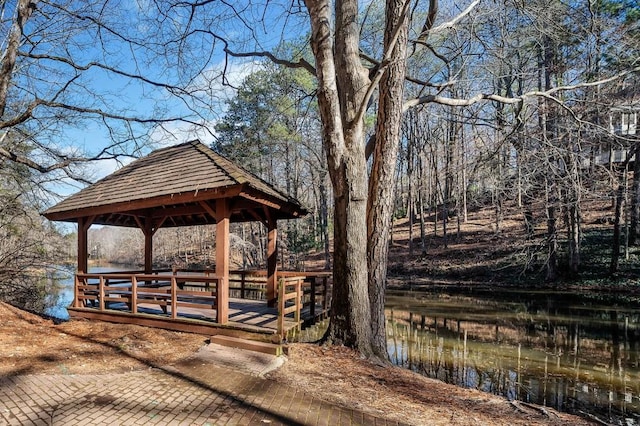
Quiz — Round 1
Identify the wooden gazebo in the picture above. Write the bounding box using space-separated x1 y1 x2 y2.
43 141 327 336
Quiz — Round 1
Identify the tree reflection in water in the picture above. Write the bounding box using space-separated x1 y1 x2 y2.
386 292 640 424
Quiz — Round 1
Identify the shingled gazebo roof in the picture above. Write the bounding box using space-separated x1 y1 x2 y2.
43 140 307 227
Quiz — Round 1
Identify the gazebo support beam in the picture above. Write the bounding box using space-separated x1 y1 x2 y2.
143 216 154 274
216 198 230 324
266 217 278 308
77 215 95 274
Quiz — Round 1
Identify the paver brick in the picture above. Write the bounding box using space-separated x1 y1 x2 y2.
0 361 391 426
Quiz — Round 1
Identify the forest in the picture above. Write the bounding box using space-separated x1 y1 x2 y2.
0 0 638 354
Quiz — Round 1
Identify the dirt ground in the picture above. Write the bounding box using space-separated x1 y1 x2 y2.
0 302 591 425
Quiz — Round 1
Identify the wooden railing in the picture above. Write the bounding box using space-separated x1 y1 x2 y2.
174 269 332 335
73 269 332 334
75 272 220 321
286 272 330 320
277 276 304 338
170 269 331 316
226 270 330 311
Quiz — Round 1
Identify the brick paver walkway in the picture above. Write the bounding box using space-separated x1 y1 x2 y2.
0 360 406 425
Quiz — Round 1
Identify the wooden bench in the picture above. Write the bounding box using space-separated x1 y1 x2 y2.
107 288 216 314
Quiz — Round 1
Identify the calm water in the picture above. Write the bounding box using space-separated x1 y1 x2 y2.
386 291 640 424
44 266 132 320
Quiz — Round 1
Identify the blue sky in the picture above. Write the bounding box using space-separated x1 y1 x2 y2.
33 1 305 198
46 54 262 196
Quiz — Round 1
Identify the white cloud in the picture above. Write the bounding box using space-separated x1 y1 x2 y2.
91 157 135 180
147 58 261 149
188 58 263 109
148 120 218 148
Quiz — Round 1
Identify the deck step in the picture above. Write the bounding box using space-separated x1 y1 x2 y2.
210 335 284 356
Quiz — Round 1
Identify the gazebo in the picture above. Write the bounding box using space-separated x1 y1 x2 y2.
43 140 330 339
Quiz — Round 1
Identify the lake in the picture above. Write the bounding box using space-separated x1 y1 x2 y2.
44 270 639 423
44 265 133 320
386 290 640 424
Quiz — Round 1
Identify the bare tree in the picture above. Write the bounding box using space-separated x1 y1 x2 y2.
0 0 211 185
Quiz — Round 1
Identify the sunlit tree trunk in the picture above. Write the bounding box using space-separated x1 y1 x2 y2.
367 0 408 358
305 0 373 355
305 0 410 357
0 0 36 117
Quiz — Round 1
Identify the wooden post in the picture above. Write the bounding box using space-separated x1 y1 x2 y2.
99 275 105 311
322 275 329 318
267 219 278 307
295 277 302 328
277 277 284 339
74 275 81 308
216 198 230 324
131 275 138 314
144 216 153 275
77 216 93 274
170 276 177 319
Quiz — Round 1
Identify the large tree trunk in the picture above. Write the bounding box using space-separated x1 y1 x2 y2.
319 176 331 270
305 0 373 355
0 0 36 117
306 0 409 357
367 0 408 358
329 157 372 351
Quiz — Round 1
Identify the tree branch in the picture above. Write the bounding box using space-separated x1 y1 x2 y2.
416 0 438 44
411 0 479 56
0 95 203 131
197 31 317 76
224 46 317 76
360 50 452 90
355 0 412 128
403 65 640 110
19 52 192 94
429 0 480 34
0 144 75 174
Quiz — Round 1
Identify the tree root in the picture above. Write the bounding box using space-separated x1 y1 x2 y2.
509 400 560 419
578 410 611 425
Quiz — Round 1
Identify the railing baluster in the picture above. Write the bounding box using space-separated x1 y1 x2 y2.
131 275 138 314
322 276 329 317
171 276 177 319
74 274 81 308
295 278 302 328
277 278 285 340
99 275 105 311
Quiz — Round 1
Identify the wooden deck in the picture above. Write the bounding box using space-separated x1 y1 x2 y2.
69 269 331 342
